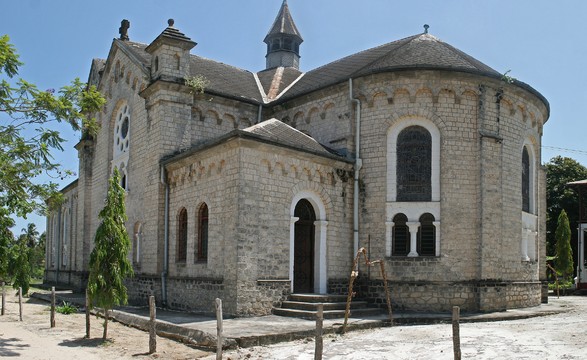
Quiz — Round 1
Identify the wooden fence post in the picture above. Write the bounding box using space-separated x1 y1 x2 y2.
315 303 324 360
452 306 461 360
1 281 5 316
149 296 157 354
215 298 223 360
85 288 90 338
18 287 22 321
50 286 56 328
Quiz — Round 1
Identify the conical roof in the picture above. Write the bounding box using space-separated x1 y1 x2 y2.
264 0 303 43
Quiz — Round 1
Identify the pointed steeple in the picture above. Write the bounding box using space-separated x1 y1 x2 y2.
264 0 303 70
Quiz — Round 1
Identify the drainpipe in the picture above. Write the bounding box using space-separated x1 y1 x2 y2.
160 165 169 306
349 78 362 257
257 104 263 124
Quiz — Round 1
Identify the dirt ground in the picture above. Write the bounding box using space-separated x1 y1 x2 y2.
2 291 587 359
0 291 211 359
204 296 587 360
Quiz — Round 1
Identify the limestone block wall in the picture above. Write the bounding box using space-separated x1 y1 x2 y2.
281 70 548 312
350 71 546 311
161 143 240 315
271 82 354 157
234 140 353 315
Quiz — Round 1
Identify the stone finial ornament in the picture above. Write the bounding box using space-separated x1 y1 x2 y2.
168 19 175 27
119 19 130 41
424 24 430 34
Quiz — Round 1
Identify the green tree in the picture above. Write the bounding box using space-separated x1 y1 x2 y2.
554 209 574 281
546 156 587 259
1 34 104 219
87 169 133 340
9 235 31 295
32 231 46 279
0 208 15 282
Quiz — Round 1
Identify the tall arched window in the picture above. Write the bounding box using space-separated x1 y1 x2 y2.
417 213 436 256
392 213 409 256
522 146 530 213
177 208 188 262
197 204 208 262
61 208 69 267
397 126 432 201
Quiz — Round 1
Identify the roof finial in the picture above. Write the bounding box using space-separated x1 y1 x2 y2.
119 19 130 41
168 19 175 27
424 24 429 34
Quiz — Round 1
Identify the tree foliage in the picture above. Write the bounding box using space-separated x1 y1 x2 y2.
554 209 574 280
546 156 587 257
0 208 15 281
87 168 133 340
1 34 105 219
10 235 31 295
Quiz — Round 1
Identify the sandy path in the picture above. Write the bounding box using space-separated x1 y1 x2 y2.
0 291 211 359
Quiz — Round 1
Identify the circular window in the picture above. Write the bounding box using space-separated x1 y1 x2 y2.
114 104 131 156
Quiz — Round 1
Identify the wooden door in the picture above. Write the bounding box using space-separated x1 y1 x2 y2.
293 199 316 293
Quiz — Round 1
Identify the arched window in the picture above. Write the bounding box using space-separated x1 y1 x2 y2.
174 54 180 70
522 146 530 213
197 204 208 261
417 213 436 256
61 207 69 267
177 208 188 262
113 103 130 189
392 213 409 256
397 126 432 201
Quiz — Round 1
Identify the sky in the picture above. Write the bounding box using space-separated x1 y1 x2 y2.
2 0 587 234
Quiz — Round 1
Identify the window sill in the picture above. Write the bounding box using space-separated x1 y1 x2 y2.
387 256 440 262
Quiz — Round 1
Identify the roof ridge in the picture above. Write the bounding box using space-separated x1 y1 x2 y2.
348 33 423 78
303 33 421 77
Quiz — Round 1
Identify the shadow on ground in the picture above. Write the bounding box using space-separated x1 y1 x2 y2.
59 337 109 348
0 337 30 357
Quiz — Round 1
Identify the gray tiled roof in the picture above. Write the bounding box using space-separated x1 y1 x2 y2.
243 118 334 157
119 41 263 103
188 56 262 103
257 67 303 99
278 33 501 102
116 31 544 108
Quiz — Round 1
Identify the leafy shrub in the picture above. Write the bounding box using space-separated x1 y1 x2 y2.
55 302 78 315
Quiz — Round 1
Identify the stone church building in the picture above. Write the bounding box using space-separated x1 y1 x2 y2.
45 1 549 316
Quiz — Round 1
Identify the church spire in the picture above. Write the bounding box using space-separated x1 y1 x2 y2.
264 0 303 70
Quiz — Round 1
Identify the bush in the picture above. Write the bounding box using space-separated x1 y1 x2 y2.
55 302 78 315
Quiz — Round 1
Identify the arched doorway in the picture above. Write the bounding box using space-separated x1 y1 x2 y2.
294 199 316 293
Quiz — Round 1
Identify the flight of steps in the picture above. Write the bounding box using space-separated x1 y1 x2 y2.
273 293 382 320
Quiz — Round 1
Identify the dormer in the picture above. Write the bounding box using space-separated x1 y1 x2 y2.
145 19 196 81
264 0 303 70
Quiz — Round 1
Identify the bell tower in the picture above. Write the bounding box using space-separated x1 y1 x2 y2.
264 0 303 70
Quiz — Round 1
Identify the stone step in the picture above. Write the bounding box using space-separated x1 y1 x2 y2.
272 307 383 320
280 300 370 311
288 293 349 303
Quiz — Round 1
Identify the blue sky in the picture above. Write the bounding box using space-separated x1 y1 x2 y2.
3 0 587 233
